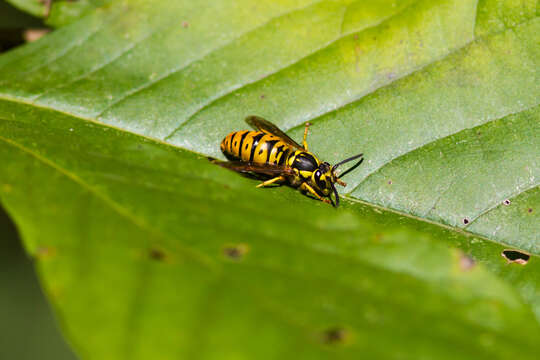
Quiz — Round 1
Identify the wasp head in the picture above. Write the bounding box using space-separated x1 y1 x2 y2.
311 154 364 207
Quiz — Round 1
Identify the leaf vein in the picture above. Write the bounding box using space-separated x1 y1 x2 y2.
0 132 217 270
349 102 539 194
95 0 329 119
163 1 419 140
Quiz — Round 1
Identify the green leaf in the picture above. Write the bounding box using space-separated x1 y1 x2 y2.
46 0 110 28
4 0 46 18
4 0 108 26
0 0 539 359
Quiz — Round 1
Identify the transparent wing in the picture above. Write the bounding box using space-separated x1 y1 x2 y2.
211 159 294 176
245 115 303 150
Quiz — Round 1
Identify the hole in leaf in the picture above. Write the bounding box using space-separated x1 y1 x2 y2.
501 250 530 265
149 247 167 262
462 218 470 225
503 199 511 206
387 180 392 185
321 327 350 345
223 244 249 261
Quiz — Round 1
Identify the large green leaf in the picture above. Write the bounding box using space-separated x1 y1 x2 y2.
0 0 538 359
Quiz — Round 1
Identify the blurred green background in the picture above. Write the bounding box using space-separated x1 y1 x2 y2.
0 1 76 358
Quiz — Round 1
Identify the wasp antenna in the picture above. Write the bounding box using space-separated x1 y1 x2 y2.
334 154 364 179
332 183 340 207
332 153 363 171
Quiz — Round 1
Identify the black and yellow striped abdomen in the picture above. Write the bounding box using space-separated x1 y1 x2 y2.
221 130 294 166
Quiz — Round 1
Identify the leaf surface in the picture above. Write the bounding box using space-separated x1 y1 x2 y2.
0 0 539 359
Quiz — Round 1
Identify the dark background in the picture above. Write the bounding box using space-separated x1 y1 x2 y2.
0 206 77 360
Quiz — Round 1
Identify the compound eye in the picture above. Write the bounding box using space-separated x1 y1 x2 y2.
314 170 326 188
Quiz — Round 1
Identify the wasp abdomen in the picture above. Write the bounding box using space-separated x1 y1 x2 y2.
221 130 293 165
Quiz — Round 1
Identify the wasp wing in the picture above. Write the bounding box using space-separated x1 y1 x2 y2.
211 159 294 176
245 115 303 150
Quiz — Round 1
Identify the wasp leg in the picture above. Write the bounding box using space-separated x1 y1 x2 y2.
256 176 286 188
300 182 331 204
302 122 311 151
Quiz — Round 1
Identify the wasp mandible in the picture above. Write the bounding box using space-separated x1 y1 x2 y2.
213 116 363 206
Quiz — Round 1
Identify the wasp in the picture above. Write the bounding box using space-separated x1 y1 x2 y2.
213 116 363 206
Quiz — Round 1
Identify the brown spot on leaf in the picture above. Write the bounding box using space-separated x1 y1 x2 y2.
149 247 167 262
182 21 189 28
501 249 530 265
223 244 249 261
528 208 533 213
387 180 392 185
321 327 350 345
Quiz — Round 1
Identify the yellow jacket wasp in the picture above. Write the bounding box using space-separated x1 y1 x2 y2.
213 116 363 206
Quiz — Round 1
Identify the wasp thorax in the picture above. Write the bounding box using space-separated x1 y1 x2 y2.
293 153 318 172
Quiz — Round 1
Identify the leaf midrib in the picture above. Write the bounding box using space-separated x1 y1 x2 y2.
1 97 536 261
0 130 217 270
